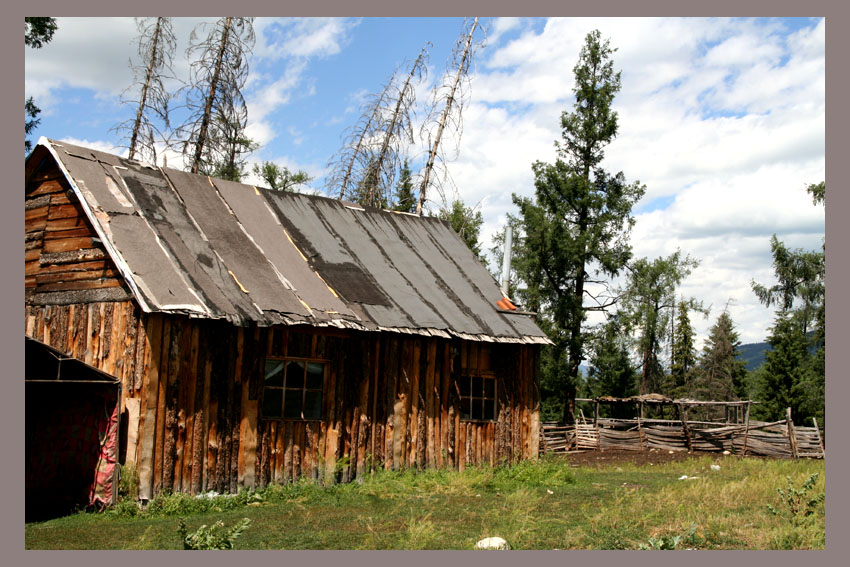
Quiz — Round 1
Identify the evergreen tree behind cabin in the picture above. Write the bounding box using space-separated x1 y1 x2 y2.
587 317 638 418
512 30 645 423
393 160 416 213
668 300 697 397
693 311 748 401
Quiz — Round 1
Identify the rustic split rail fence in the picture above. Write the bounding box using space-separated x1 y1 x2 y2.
541 397 824 459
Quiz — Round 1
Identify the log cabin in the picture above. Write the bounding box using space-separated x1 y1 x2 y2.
25 138 548 501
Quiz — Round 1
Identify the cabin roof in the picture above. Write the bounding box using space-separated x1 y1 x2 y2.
28 138 549 344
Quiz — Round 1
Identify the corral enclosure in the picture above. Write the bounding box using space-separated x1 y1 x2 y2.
542 395 824 459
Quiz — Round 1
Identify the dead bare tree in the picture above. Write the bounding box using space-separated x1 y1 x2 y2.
416 17 484 215
113 17 178 164
180 17 255 176
363 44 429 208
327 44 430 208
326 72 396 201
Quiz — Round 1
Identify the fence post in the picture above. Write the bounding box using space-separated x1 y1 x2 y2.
637 401 645 450
679 403 693 453
742 403 751 456
786 407 798 459
812 417 825 456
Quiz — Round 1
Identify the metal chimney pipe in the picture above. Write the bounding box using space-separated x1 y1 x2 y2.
500 225 513 297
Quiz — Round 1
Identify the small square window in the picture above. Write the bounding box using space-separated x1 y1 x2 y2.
458 372 496 423
263 357 325 421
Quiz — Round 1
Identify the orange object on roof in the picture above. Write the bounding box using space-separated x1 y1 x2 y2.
497 296 517 311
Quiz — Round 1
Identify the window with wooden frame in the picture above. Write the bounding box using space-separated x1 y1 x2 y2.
458 371 497 422
262 358 326 420
261 330 332 421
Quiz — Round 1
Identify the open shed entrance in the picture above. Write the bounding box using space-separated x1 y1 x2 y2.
25 336 121 521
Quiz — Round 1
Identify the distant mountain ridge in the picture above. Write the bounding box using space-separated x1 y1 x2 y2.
580 340 781 377
736 341 770 372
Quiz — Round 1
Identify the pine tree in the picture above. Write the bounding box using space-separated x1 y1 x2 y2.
618 251 700 395
587 317 638 418
693 311 748 401
669 300 697 397
252 162 312 192
436 200 484 258
752 313 810 421
392 160 416 213
512 30 645 423
25 17 57 152
750 182 824 425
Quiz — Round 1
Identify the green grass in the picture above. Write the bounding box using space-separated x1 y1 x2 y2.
25 454 825 550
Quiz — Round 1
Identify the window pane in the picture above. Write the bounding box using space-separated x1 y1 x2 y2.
283 389 302 418
458 376 470 397
262 388 282 418
460 398 471 420
264 360 285 387
483 377 495 398
483 399 495 421
471 398 483 420
286 361 305 389
306 362 324 390
471 376 483 397
304 391 322 420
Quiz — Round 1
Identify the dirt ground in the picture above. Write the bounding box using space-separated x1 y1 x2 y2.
553 448 736 467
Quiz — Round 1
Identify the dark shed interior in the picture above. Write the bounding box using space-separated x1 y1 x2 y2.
25 337 121 521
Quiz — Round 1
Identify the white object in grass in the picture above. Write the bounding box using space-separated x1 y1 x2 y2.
475 537 511 550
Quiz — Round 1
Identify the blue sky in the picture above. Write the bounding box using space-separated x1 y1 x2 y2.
25 16 825 350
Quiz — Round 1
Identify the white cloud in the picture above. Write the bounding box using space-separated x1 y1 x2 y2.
445 17 824 345
254 18 358 60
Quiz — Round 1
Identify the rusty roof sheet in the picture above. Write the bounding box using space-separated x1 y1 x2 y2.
35 138 549 344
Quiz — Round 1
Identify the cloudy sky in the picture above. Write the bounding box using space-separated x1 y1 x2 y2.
25 16 825 351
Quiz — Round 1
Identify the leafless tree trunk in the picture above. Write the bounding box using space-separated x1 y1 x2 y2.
192 17 231 174
330 74 396 200
366 45 429 207
114 17 177 165
181 17 255 176
417 17 481 216
327 44 430 208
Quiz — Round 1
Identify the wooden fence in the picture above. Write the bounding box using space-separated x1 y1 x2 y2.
541 410 824 459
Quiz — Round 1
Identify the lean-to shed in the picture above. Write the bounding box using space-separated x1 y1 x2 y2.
25 138 549 500
25 336 121 520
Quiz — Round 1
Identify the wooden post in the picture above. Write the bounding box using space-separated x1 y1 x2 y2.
741 403 751 456
637 401 645 450
812 417 825 455
679 404 693 453
786 407 798 459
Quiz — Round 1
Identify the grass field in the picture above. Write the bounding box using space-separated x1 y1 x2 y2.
25 453 825 550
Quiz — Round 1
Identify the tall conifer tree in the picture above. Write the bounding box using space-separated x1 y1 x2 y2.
513 30 645 422
693 311 748 401
669 300 697 396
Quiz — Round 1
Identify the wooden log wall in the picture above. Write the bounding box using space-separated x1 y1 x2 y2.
25 303 541 497
26 157 128 298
